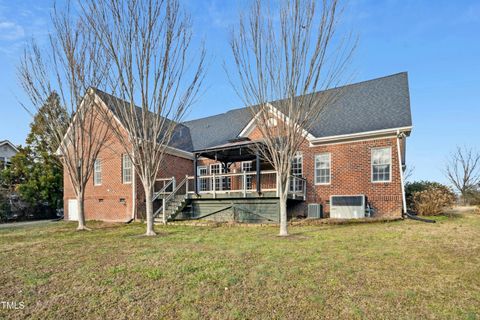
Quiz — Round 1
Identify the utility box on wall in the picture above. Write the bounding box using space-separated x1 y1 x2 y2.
330 195 366 219
307 203 323 219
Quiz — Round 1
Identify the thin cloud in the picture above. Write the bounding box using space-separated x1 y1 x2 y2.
0 21 25 41
206 0 236 29
0 2 50 59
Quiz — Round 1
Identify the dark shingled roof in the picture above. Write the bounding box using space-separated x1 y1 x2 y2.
307 72 411 137
95 73 411 153
183 107 255 151
183 72 412 150
94 89 194 152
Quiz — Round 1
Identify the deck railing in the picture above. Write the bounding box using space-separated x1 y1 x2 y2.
289 176 307 200
154 171 306 200
183 170 306 200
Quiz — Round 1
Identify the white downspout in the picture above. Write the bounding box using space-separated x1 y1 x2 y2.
396 130 407 215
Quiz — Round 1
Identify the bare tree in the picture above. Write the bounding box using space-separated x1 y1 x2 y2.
18 4 111 231
404 165 415 182
82 0 205 236
445 146 480 204
230 0 354 236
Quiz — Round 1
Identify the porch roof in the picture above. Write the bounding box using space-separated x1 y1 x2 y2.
193 138 263 163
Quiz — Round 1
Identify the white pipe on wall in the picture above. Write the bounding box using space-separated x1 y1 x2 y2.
396 130 407 214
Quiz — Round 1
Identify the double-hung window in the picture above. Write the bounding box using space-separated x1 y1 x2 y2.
372 147 392 182
315 153 331 185
122 154 132 184
290 152 303 192
94 159 102 186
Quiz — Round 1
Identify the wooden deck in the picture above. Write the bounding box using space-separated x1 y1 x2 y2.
154 171 306 223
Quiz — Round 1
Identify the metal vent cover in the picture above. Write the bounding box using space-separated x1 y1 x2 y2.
307 204 322 219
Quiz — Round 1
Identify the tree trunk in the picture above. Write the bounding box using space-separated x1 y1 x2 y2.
278 173 289 236
279 192 288 236
144 182 156 236
76 190 88 231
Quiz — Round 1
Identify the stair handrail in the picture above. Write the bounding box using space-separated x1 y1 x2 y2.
164 176 187 204
154 176 188 219
152 178 174 201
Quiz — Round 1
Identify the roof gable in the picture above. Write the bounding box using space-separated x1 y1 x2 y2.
0 140 19 153
93 89 194 152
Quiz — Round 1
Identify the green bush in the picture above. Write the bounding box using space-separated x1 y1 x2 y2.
0 191 11 222
412 186 456 216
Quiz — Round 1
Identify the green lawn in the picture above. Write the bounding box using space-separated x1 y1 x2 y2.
1 213 479 319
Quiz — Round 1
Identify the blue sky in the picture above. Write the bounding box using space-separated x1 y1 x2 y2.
0 0 479 184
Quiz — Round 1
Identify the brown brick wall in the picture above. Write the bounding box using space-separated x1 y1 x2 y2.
298 137 403 218
135 153 194 219
63 132 134 222
247 125 404 218
65 147 195 221
63 99 196 222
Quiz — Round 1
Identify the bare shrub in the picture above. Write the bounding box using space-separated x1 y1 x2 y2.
413 186 456 216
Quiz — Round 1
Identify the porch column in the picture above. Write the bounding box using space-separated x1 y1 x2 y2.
193 154 198 195
256 151 261 194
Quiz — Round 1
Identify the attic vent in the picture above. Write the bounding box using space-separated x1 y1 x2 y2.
228 137 251 143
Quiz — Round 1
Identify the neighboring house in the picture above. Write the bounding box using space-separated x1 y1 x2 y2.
0 140 18 169
62 72 412 223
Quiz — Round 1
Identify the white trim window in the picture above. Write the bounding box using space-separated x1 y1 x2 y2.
241 161 253 190
210 163 228 190
290 152 303 192
94 159 102 186
315 153 331 185
122 154 132 184
197 166 209 191
291 152 303 177
372 147 392 182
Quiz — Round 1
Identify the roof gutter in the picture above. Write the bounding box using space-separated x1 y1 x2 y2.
309 126 412 145
164 146 194 160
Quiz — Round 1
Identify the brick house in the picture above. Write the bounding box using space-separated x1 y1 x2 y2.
63 72 412 223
